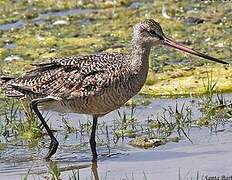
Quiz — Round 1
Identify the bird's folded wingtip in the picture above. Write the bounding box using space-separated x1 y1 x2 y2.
0 76 14 86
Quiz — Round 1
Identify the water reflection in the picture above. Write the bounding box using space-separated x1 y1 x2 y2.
44 159 99 180
91 161 99 180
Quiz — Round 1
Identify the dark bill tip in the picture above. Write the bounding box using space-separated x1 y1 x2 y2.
163 37 229 65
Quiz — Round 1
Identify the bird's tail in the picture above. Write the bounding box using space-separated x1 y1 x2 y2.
0 76 28 97
0 76 14 86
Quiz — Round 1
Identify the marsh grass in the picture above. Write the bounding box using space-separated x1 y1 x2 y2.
113 101 138 139
198 70 232 130
0 99 43 147
0 99 19 140
61 113 77 134
47 160 61 180
68 170 80 180
165 103 193 143
147 102 193 143
6 93 232 179
16 100 42 140
0 74 230 179
202 70 218 107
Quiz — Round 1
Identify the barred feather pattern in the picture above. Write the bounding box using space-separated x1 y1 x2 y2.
3 52 148 116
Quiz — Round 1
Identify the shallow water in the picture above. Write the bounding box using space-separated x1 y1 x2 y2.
0 8 98 31
0 20 25 31
0 95 231 179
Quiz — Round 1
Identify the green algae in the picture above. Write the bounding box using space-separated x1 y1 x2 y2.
129 136 181 148
142 65 232 97
114 129 136 138
129 137 166 148
0 143 7 150
196 117 209 126
0 0 231 96
0 48 8 59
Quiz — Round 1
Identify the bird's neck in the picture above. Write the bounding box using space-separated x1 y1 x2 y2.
129 39 151 74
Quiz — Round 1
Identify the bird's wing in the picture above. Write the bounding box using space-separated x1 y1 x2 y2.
5 53 126 99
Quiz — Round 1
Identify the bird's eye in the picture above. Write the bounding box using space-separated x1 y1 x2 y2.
149 30 156 36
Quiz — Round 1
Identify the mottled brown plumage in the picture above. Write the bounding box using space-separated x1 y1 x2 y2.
0 19 228 160
4 51 146 116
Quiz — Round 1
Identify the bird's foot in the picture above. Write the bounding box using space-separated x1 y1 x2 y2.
45 138 59 160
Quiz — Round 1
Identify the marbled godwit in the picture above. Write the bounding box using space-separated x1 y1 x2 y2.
0 19 228 160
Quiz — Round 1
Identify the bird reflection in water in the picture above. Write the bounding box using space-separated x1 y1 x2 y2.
45 160 99 180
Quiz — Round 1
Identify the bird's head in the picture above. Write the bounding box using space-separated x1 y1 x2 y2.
133 19 165 46
133 19 228 64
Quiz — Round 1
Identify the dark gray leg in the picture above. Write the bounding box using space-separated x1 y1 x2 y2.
31 97 59 159
90 116 98 161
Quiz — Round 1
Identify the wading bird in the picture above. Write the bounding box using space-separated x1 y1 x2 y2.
0 19 228 160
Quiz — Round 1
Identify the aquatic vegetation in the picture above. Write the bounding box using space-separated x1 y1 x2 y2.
147 103 193 140
119 102 192 149
166 103 193 142
0 99 20 140
17 100 42 137
0 0 231 178
46 161 61 180
196 117 209 127
129 137 165 148
145 71 157 86
61 114 77 134
114 129 136 138
0 99 42 148
113 102 138 139
0 48 8 59
196 71 232 130
0 143 7 150
142 65 232 97
199 94 232 131
125 96 151 107
68 170 80 180
0 0 231 96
